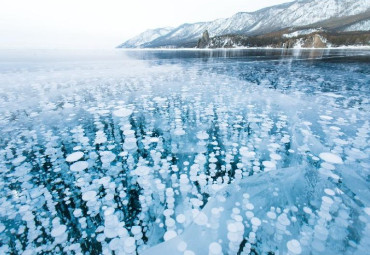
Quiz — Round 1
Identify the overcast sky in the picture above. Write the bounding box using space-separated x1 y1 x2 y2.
0 0 293 49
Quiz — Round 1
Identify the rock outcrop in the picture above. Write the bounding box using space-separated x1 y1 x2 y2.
197 30 210 48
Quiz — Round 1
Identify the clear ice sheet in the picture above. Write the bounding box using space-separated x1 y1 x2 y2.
0 49 369 255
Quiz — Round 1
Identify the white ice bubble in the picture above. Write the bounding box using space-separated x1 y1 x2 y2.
270 153 282 161
134 166 150 176
251 217 261 227
319 152 343 164
12 156 26 166
322 196 334 205
177 241 187 252
262 161 276 169
0 224 5 233
184 251 196 255
324 189 335 196
66 151 84 162
364 207 370 216
196 131 209 140
109 238 122 251
82 190 97 201
194 212 208 226
163 230 177 241
173 128 185 136
319 115 333 121
176 214 186 224
303 207 312 214
113 108 133 118
277 213 290 226
70 161 89 172
51 225 67 237
267 211 277 219
287 239 302 254
209 242 222 255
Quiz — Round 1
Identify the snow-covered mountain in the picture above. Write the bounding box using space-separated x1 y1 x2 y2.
117 27 173 48
118 0 370 48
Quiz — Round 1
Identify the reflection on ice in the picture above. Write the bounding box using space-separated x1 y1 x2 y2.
0 49 369 254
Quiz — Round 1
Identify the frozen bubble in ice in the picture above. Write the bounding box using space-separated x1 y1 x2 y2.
321 162 335 170
333 138 348 145
320 115 333 121
150 137 160 143
245 203 254 210
73 209 82 217
113 108 132 118
104 228 118 239
194 212 208 226
239 147 255 158
177 241 187 252
251 217 261 227
66 151 84 162
104 207 115 216
70 161 89 172
227 223 237 232
134 166 150 176
267 211 277 219
262 161 276 169
311 239 325 251
109 238 122 251
303 207 312 214
124 237 136 252
319 153 343 164
184 251 195 255
270 153 282 161
277 213 290 226
163 209 174 217
364 207 370 216
209 242 222 254
51 225 67 237
22 211 34 221
82 190 97 201
314 225 329 240
196 131 209 140
287 239 302 254
100 176 111 185
19 205 30 213
324 189 335 196
281 136 290 144
124 236 135 246
12 156 26 166
0 224 5 233
123 129 135 136
174 128 186 136
176 214 186 224
131 226 141 235
322 196 333 205
165 218 175 228
245 211 254 219
163 230 177 241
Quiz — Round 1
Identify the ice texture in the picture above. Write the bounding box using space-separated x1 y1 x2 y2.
0 49 369 254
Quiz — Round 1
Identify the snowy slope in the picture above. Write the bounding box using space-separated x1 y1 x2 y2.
118 0 370 48
343 19 370 31
117 27 173 48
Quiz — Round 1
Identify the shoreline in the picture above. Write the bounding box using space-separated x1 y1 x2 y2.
117 45 370 51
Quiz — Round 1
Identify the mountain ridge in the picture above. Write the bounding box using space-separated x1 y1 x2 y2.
118 0 370 48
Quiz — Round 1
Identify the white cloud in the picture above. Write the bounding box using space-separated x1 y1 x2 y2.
0 0 293 49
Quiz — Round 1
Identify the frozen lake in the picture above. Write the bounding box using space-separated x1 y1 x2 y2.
0 49 369 254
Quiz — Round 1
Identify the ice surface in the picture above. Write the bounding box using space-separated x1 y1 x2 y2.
0 49 369 254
